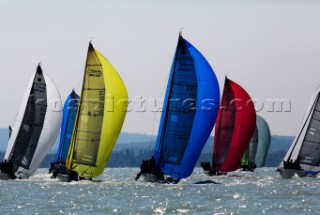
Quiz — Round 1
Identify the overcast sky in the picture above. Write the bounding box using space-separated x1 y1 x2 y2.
1 0 320 136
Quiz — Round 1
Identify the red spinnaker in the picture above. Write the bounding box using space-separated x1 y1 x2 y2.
213 77 256 172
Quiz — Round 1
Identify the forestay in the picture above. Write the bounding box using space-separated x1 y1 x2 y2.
154 34 220 179
66 43 128 178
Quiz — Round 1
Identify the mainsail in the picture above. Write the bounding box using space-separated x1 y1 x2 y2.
54 90 80 164
153 34 220 180
4 64 62 179
279 85 320 175
213 77 256 172
66 42 128 178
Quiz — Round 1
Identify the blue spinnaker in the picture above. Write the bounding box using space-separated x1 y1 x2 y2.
154 34 220 179
54 90 80 163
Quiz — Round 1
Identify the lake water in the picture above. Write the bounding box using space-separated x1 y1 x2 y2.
0 168 319 214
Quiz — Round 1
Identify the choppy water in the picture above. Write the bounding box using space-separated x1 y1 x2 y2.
0 168 319 214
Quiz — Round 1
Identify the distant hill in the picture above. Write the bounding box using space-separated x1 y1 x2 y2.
265 135 294 167
268 135 294 153
112 134 293 154
117 132 155 144
0 128 60 154
0 127 294 167
49 132 156 154
109 135 294 167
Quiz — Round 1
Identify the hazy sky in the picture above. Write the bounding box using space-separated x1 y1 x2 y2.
1 0 320 136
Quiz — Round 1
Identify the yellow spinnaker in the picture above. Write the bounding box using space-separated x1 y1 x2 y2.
66 43 128 178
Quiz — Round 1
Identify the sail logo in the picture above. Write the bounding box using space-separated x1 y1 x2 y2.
88 69 102 77
32 98 63 112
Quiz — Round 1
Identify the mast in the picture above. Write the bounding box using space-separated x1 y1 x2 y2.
67 42 104 171
8 64 47 170
287 94 318 162
4 64 62 178
213 77 235 166
213 77 256 172
297 94 320 166
66 42 128 178
279 86 320 171
54 90 79 163
154 34 220 179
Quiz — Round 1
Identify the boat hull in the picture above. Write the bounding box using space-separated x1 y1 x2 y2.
56 172 91 182
141 173 179 184
203 170 227 177
279 168 307 179
142 173 165 183
57 173 73 182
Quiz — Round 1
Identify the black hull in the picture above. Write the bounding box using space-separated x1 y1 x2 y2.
203 170 227 176
141 173 179 184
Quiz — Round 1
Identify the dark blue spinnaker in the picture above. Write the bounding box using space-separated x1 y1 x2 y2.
154 34 220 179
54 90 80 163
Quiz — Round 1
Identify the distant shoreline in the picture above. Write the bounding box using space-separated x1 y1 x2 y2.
0 129 294 168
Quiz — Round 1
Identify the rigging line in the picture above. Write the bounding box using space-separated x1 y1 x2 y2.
75 41 92 93
148 71 171 150
70 163 79 170
75 73 83 94
81 166 93 176
148 113 157 151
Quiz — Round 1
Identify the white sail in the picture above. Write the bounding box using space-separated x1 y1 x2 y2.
4 65 62 179
279 85 320 174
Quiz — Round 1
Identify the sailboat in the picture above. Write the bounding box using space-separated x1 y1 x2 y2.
254 115 271 167
135 33 220 183
201 77 256 176
240 115 271 171
240 127 258 172
278 86 320 179
0 64 62 180
49 90 80 178
59 42 128 182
